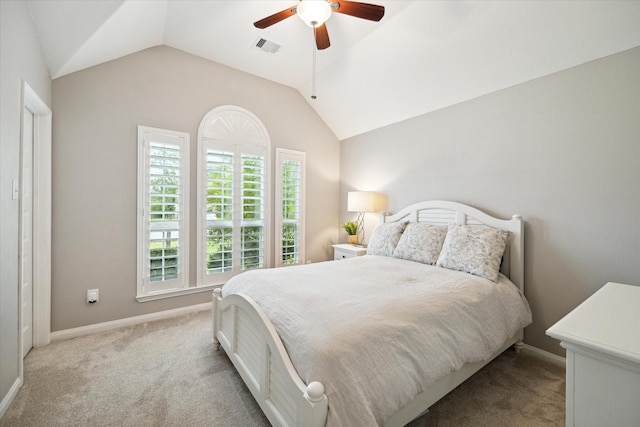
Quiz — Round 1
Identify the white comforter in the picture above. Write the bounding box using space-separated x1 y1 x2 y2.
222 255 532 427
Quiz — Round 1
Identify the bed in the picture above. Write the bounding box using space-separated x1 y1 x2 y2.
212 200 531 426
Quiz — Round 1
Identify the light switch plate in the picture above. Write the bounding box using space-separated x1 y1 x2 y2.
12 179 19 200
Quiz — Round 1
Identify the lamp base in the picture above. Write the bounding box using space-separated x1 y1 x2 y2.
356 211 365 245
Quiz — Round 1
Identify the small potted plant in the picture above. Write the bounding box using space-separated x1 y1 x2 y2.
341 220 359 244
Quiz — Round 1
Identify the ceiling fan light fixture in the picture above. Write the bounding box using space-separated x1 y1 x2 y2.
297 0 332 27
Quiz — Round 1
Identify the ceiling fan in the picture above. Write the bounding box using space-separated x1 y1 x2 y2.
254 0 385 50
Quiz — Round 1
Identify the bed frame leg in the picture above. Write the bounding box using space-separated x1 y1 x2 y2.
212 288 222 351
513 340 523 353
301 381 328 426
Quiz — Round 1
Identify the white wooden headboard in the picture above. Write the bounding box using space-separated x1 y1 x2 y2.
382 200 524 292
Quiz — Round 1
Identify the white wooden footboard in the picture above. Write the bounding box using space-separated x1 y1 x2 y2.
212 288 328 427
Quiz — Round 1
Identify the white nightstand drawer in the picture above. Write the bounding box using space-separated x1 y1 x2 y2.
332 244 367 260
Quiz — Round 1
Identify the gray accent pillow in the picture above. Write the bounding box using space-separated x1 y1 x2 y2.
392 223 448 265
366 222 407 256
436 224 510 282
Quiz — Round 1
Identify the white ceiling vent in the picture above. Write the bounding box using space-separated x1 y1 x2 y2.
255 38 282 54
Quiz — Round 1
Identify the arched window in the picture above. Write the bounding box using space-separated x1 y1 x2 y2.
196 106 271 285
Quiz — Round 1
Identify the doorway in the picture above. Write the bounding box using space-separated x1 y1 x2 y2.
19 81 52 364
21 107 34 357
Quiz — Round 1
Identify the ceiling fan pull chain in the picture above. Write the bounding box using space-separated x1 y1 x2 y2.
311 26 317 100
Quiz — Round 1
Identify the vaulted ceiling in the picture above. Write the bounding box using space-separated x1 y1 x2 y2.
27 0 640 140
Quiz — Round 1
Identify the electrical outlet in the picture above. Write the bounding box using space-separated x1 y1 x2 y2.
87 289 99 304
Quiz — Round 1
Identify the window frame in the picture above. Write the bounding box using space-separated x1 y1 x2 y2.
275 148 306 267
196 106 272 287
136 126 190 301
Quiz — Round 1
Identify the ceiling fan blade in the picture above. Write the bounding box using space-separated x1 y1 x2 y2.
253 6 297 29
332 1 385 21
315 23 331 50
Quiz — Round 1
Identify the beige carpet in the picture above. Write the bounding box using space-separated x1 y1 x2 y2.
1 310 565 426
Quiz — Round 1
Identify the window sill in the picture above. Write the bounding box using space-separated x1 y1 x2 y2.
136 284 220 303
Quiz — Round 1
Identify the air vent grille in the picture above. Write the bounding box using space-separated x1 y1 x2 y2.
255 38 282 54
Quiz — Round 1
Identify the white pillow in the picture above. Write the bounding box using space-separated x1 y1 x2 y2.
392 223 448 265
366 222 407 257
436 224 510 282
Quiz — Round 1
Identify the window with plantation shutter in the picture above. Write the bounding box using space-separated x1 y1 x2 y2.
137 126 189 299
240 154 266 269
204 150 234 275
197 106 271 286
275 148 305 267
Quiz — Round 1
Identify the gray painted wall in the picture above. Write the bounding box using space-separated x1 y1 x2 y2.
340 47 640 356
0 0 52 413
51 46 340 331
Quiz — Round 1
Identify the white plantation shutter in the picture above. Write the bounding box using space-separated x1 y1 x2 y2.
137 126 189 298
149 143 180 282
204 149 234 275
199 143 268 284
275 148 305 267
240 154 265 270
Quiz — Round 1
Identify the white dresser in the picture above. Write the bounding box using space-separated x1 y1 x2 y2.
546 282 640 427
332 244 367 260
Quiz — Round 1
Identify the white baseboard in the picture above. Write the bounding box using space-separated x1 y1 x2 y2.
521 343 566 367
51 302 212 342
0 377 22 420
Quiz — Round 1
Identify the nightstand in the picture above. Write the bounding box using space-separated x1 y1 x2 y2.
332 244 367 260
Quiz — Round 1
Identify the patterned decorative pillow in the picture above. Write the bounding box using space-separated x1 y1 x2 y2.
392 223 448 265
366 222 407 257
436 224 510 282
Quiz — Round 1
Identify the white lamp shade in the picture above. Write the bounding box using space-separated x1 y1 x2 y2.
297 0 332 27
347 191 387 213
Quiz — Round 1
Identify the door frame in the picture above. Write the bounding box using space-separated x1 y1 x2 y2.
19 81 52 364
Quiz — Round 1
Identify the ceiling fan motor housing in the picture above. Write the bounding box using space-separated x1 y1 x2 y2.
297 0 333 27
